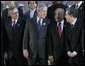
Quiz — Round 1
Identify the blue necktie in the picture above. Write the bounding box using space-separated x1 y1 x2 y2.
37 19 41 32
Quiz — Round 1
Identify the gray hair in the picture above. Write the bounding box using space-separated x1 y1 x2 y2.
8 6 18 13
37 3 47 11
55 8 65 16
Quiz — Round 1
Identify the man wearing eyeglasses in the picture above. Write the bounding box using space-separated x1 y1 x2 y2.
3 6 26 65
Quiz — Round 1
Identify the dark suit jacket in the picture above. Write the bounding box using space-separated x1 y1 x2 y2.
23 17 50 60
65 19 83 65
47 20 68 62
81 26 84 51
71 3 84 24
24 10 37 20
1 18 5 65
4 17 25 59
47 4 67 22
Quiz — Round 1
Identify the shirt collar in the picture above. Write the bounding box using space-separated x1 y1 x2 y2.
12 18 18 24
37 16 43 25
57 20 64 26
76 1 82 8
71 18 77 25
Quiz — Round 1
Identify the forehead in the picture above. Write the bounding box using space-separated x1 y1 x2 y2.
13 8 18 12
29 1 36 3
55 9 62 14
41 7 47 10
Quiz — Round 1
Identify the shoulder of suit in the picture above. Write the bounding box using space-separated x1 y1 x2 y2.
24 10 30 15
44 18 50 23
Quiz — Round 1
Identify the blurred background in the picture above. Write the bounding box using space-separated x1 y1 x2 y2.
1 1 76 13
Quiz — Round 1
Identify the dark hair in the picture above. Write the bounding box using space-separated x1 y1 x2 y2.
28 1 37 5
66 7 78 18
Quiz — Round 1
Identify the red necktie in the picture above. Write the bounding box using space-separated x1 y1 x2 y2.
58 23 61 38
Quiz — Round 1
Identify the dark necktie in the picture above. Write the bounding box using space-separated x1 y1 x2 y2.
71 24 74 30
13 20 16 28
37 19 41 32
58 23 61 38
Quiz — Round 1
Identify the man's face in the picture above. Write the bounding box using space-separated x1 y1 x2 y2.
29 1 37 10
75 1 81 4
65 11 72 23
37 7 47 19
10 8 19 20
55 9 64 22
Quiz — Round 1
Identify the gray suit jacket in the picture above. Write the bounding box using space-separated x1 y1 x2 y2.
23 17 50 59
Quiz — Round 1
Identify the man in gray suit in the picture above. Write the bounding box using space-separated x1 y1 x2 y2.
23 3 50 65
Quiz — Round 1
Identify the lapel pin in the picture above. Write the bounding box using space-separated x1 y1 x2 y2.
43 23 46 25
18 24 20 26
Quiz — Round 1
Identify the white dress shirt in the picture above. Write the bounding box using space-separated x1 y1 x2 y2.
12 19 18 26
70 18 77 26
57 20 64 32
30 8 36 18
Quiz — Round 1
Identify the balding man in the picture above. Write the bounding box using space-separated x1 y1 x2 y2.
47 8 69 65
4 7 26 65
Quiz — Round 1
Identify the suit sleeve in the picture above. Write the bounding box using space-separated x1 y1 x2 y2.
23 19 30 49
47 24 53 56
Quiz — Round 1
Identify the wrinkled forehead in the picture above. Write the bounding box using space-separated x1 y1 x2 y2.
55 9 63 14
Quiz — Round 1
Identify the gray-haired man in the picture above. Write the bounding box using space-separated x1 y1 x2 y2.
23 3 50 65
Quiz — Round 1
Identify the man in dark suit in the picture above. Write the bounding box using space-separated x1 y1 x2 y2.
23 3 50 65
47 1 67 22
4 7 26 65
24 1 37 20
47 8 68 65
65 7 84 65
71 1 84 25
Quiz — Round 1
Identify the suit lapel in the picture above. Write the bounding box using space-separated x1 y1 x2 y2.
32 17 38 34
40 18 47 31
33 10 37 18
5 19 13 34
16 17 21 28
52 22 61 40
67 24 72 41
